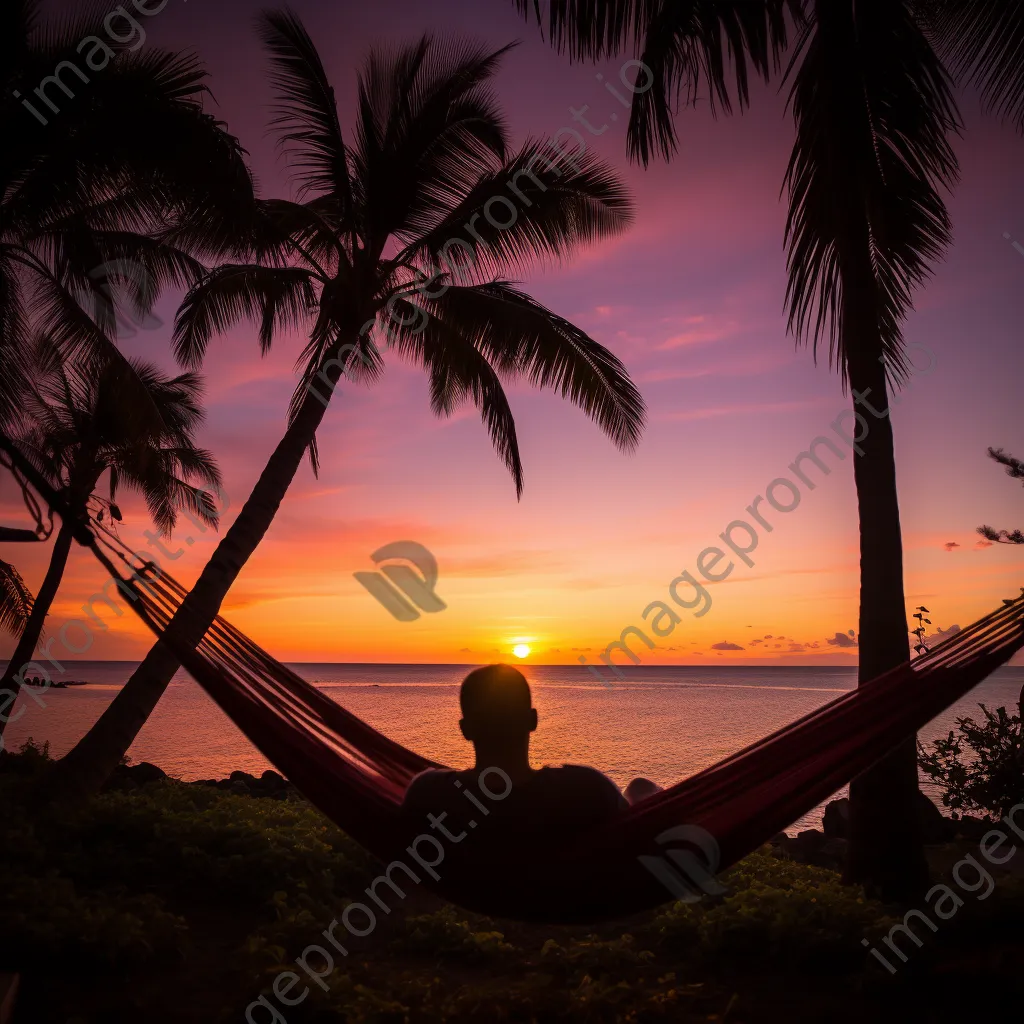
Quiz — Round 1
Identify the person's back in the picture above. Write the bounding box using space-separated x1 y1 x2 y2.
400 665 655 850
402 762 625 848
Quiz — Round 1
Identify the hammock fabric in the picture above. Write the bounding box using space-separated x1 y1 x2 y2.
86 527 1024 924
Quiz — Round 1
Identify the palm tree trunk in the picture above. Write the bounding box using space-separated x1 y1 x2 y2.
807 0 930 904
53 345 350 795
842 301 929 903
0 518 76 747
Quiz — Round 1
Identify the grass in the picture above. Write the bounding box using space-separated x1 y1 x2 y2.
2 754 1023 1023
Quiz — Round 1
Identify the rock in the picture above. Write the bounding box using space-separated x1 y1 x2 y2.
229 770 258 787
916 790 955 843
822 798 850 839
955 815 991 841
820 838 848 864
104 761 165 790
796 828 825 847
260 769 287 789
126 761 166 785
768 832 789 847
787 829 826 863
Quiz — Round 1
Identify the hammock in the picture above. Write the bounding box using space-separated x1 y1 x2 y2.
83 528 1024 923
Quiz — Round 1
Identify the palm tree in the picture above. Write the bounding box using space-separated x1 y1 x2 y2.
783 0 958 900
516 0 1024 899
0 560 33 638
53 13 645 796
0 0 255 430
0 350 220 748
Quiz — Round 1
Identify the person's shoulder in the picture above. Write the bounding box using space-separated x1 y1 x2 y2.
544 764 626 799
547 763 614 782
402 768 457 809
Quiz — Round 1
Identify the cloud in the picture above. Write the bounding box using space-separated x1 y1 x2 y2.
658 399 828 423
711 641 744 651
459 648 471 652
827 631 859 648
548 648 561 653
764 635 773 639
788 643 805 652
750 639 764 646
924 624 960 647
944 541 960 552
976 540 994 549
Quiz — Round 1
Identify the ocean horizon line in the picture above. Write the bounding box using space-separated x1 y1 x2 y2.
8 658 1023 670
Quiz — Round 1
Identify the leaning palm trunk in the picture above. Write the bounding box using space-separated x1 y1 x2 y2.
0 520 74 747
54 351 347 794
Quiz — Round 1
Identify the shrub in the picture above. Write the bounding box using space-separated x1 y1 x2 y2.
0 870 185 967
649 849 892 970
392 906 515 963
918 704 1024 818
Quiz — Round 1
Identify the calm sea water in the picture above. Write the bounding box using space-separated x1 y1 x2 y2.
6 663 1022 833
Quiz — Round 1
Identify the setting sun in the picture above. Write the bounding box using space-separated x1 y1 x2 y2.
512 644 531 659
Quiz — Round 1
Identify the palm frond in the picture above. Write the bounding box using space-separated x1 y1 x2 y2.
353 36 513 249
258 8 353 215
382 296 525 495
174 264 318 367
782 0 959 385
928 0 1024 133
405 139 633 279
987 446 1024 481
516 0 799 163
422 281 646 452
0 558 33 636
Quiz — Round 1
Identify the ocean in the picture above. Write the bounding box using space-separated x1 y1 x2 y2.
6 662 1021 833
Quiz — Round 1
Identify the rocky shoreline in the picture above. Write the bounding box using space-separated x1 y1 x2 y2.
107 761 297 799
769 792 1013 871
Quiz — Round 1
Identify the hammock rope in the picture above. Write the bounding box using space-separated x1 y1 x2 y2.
77 523 1024 922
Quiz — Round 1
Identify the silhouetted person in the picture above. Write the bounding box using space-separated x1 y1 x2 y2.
401 665 659 844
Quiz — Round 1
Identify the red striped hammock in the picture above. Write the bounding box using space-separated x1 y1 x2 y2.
85 527 1024 923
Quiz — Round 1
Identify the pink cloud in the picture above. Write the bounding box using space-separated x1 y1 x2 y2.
657 398 830 423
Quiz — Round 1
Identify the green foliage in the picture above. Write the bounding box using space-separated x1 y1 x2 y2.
0 871 185 968
911 605 932 655
978 448 1024 545
650 849 892 970
3 758 1022 1022
919 703 1024 818
393 906 515 963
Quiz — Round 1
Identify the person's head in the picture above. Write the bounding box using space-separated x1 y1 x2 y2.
459 664 537 756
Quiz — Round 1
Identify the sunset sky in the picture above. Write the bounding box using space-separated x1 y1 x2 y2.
2 0 1023 666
